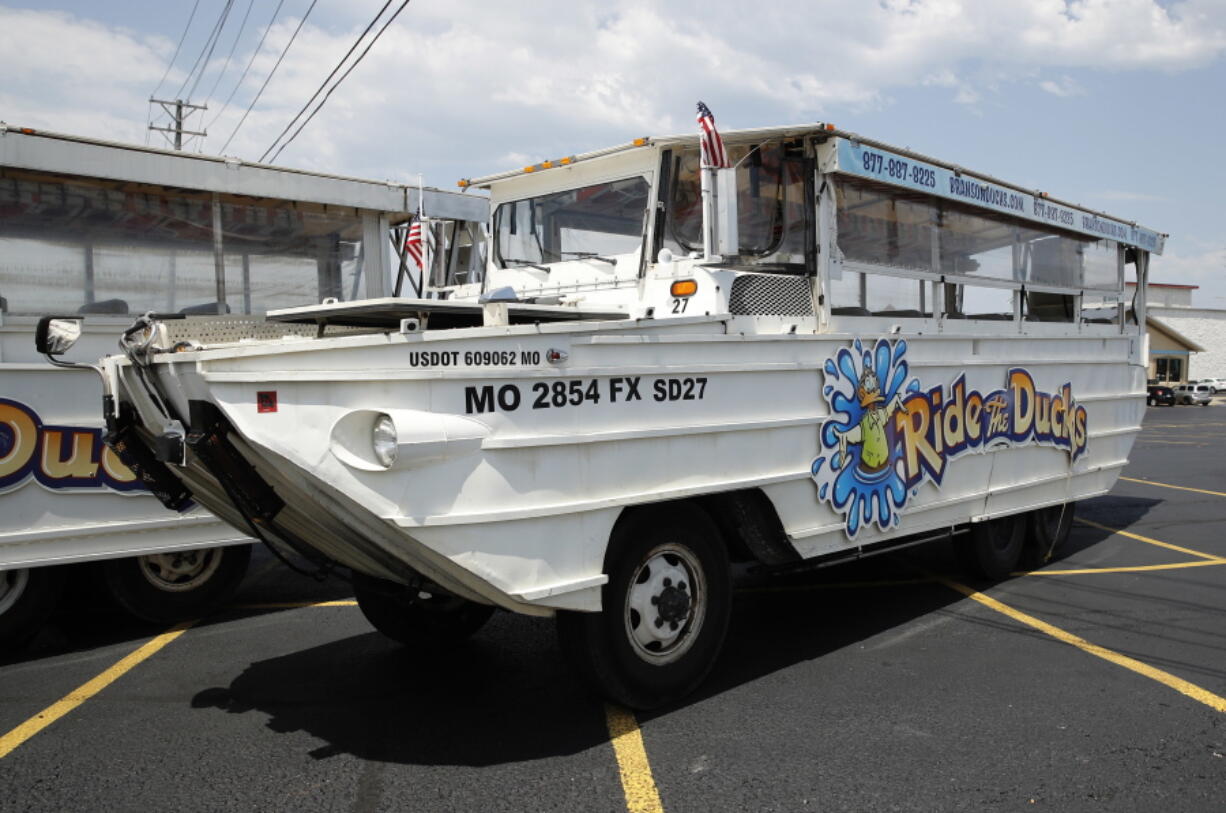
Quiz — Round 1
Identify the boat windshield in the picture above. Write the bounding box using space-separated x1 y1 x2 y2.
662 141 808 271
493 177 649 268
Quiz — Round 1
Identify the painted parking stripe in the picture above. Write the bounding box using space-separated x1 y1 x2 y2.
1118 476 1226 499
605 704 665 813
230 600 359 610
0 620 195 760
1076 518 1225 561
938 578 1226 713
1025 560 1226 576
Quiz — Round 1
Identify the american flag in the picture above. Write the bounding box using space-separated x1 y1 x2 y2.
404 219 424 270
696 101 730 169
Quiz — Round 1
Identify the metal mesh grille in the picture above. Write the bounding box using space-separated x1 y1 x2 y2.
727 274 814 316
159 316 369 346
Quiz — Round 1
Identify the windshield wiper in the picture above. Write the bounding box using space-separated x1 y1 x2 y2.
501 258 550 272
562 251 617 265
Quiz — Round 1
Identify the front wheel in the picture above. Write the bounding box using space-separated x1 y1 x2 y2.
557 504 732 710
353 572 494 649
102 544 251 624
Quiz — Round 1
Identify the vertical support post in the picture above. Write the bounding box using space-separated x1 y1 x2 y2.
167 249 178 312
174 100 184 151
241 254 251 314
211 193 227 313
83 242 96 305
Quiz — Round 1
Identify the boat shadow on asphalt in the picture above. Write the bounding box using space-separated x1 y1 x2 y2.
180 495 1166 766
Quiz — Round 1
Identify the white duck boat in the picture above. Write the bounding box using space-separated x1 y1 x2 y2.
42 120 1163 708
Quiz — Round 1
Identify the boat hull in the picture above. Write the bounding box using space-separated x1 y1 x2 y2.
112 315 1144 613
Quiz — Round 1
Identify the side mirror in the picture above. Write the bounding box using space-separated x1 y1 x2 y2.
35 316 83 356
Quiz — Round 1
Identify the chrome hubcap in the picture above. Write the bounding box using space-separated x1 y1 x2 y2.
137 550 222 592
625 544 706 665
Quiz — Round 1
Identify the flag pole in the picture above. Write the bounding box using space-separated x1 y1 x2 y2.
700 160 715 260
418 173 429 296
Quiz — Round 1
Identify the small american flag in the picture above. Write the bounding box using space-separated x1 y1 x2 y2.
696 101 729 169
404 219 424 270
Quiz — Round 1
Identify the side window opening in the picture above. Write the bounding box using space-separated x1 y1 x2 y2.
828 176 1121 324
493 177 650 269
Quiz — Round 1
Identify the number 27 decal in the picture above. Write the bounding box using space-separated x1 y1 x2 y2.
671 297 689 314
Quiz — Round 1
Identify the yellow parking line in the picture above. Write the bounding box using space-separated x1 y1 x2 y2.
1119 476 1226 499
1075 518 1224 561
0 620 195 760
938 577 1226 713
231 600 358 609
605 704 665 813
1022 560 1226 576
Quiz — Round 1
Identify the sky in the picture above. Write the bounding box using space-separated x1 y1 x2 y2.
1 0 1223 301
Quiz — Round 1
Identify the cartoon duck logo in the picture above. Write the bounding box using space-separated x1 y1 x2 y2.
835 366 909 475
811 338 919 538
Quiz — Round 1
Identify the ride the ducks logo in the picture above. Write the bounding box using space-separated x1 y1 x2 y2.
810 338 1089 537
0 398 143 494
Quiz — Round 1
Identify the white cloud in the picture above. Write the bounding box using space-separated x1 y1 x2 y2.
1149 247 1226 306
1038 75 1085 96
0 0 1224 179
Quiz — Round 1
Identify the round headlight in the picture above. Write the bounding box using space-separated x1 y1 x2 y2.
372 414 397 468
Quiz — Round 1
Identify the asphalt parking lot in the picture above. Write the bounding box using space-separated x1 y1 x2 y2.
2 405 1224 812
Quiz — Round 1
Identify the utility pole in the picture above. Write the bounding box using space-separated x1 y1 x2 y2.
148 98 207 150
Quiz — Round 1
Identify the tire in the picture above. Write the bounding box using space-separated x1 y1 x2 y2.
956 513 1026 581
1026 502 1075 567
0 567 65 649
353 572 494 649
102 544 252 624
556 503 732 710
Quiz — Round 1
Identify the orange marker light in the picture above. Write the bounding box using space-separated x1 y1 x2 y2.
824 123 836 131
541 160 553 169
633 137 647 147
670 279 698 297
523 165 535 173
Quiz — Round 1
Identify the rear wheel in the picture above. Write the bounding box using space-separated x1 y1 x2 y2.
102 545 251 624
956 513 1026 580
557 503 731 710
0 567 65 649
353 572 494 649
1027 502 1075 567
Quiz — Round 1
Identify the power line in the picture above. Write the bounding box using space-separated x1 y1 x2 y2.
150 0 202 100
219 0 319 154
147 0 203 144
259 0 394 163
268 0 413 164
187 0 237 102
173 0 235 102
203 0 257 105
207 0 289 132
